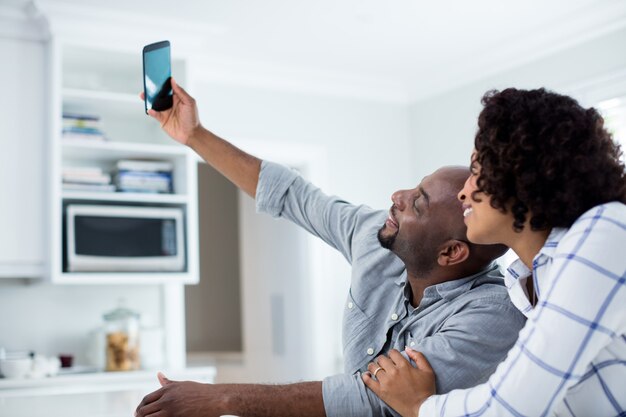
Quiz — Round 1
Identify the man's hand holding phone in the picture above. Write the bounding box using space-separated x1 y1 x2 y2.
142 40 203 146
140 77 201 147
139 41 263 202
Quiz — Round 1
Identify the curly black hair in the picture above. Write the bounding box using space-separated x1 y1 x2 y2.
474 87 626 231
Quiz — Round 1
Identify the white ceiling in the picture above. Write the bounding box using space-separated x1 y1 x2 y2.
6 0 626 102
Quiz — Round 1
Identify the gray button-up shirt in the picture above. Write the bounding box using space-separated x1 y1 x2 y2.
256 161 527 417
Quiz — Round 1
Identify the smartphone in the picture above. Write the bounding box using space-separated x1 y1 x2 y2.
142 40 173 114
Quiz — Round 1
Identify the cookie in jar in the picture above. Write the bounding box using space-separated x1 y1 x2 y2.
103 303 140 371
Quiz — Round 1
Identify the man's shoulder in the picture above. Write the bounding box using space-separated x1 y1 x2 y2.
471 267 506 287
434 267 516 314
446 272 525 325
458 268 513 305
555 201 626 260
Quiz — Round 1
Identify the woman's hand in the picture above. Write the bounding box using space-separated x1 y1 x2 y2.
362 348 436 417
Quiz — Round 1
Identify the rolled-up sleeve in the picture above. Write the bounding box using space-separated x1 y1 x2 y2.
255 160 378 263
255 161 299 217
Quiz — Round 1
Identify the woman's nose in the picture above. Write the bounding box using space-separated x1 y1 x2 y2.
458 188 466 202
458 176 471 202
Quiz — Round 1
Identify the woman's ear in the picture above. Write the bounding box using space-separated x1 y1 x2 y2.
437 240 470 266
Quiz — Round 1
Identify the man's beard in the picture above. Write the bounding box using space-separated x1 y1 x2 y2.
377 224 397 250
378 223 436 275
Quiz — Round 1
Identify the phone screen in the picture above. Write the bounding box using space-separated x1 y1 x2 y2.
143 41 173 113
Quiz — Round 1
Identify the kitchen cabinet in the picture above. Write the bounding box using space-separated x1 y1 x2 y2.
0 34 201 283
0 36 45 279
46 39 199 284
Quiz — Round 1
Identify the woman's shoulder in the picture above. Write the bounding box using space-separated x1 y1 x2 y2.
569 202 626 233
555 201 626 266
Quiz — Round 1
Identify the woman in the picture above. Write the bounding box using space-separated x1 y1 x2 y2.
363 88 626 416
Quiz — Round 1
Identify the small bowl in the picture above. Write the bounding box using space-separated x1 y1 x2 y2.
0 358 33 379
58 354 73 368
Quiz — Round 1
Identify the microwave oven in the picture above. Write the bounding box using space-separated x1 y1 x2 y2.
66 204 185 272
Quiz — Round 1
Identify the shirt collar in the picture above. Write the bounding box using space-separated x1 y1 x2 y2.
504 227 567 317
536 227 567 259
503 258 534 316
395 269 408 285
402 262 501 303
504 258 531 285
504 227 567 285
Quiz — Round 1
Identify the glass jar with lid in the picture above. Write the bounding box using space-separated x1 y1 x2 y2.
103 301 140 371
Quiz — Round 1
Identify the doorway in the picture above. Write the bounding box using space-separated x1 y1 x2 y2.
185 141 343 383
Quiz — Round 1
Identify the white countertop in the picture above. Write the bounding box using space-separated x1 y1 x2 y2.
0 388 147 417
0 367 216 417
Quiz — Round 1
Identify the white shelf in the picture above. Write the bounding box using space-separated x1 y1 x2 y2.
62 191 188 204
62 140 188 159
47 40 199 285
63 88 138 104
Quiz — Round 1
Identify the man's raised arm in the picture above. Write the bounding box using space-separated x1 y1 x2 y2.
143 78 261 197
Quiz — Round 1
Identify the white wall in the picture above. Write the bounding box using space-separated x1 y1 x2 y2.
0 282 162 366
407 26 626 181
194 81 413 209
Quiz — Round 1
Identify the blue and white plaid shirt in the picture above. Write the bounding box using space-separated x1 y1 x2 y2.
420 202 626 417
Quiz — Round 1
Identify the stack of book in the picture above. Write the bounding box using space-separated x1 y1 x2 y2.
62 166 115 192
62 113 106 142
115 160 174 194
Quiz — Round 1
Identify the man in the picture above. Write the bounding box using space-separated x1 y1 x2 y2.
135 79 526 417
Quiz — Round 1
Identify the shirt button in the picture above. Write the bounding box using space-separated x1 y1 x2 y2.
347 302 354 309
391 313 398 320
410 341 416 347
367 348 374 355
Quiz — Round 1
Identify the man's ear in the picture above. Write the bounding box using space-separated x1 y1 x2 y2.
437 240 470 266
